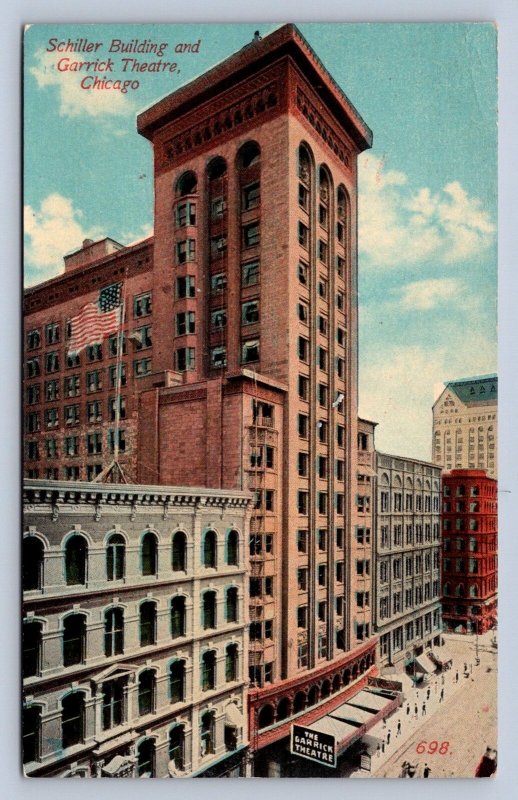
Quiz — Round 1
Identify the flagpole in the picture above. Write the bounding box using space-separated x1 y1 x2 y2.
113 280 127 473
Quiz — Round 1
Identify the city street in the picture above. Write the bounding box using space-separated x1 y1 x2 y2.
352 632 497 779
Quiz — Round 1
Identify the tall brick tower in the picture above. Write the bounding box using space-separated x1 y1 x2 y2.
136 24 377 759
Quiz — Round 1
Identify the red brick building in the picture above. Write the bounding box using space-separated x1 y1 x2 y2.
24 25 381 761
441 470 497 634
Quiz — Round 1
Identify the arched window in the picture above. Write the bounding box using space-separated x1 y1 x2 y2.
102 679 124 730
169 725 185 770
63 614 86 666
141 532 158 576
237 141 261 170
23 620 42 678
172 531 187 572
170 596 186 638
202 590 217 629
200 711 215 755
201 650 216 691
258 704 275 729
169 660 185 704
61 693 85 749
455 584 465 597
226 530 239 566
276 697 290 720
298 144 312 183
23 705 41 764
293 691 306 713
138 669 156 716
65 535 87 585
469 584 478 598
202 530 217 568
207 156 227 181
23 537 44 591
444 583 451 597
225 587 238 623
225 643 238 682
137 738 156 777
176 171 197 196
104 607 124 656
139 601 156 647
106 534 125 581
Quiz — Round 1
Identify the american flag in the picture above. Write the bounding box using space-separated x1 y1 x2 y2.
68 284 122 355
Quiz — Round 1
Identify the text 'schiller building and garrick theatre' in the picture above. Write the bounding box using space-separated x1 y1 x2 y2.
23 25 405 776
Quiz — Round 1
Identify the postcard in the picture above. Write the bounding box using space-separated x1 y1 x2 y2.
22 22 497 779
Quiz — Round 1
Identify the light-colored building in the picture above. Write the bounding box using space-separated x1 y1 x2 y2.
432 374 497 479
22 480 250 778
374 454 443 670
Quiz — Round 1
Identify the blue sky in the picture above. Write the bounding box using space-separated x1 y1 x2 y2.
23 22 497 461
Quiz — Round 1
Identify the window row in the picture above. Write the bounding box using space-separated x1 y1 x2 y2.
23 595 240 679
22 530 240 590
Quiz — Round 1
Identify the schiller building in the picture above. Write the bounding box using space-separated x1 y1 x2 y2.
24 25 382 764
441 470 497 635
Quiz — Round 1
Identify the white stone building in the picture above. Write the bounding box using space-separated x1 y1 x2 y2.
22 480 250 778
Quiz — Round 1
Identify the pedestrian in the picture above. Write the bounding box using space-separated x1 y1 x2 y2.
381 740 385 753
397 720 402 737
414 703 418 718
386 730 391 745
455 670 459 683
423 763 431 778
376 743 381 758
406 703 410 716
441 674 445 685
422 702 427 716
440 687 444 702
426 687 431 700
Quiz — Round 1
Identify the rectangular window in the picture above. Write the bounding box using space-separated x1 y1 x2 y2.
44 408 58 429
25 412 40 433
45 379 59 401
298 414 308 438
210 234 227 257
133 325 152 349
86 370 102 393
336 255 345 277
86 343 102 362
211 272 227 293
108 333 126 357
109 363 126 387
26 329 41 350
64 404 79 425
134 358 151 377
297 529 308 553
45 438 58 459
45 351 59 373
88 400 103 423
45 322 60 345
243 182 260 210
26 358 40 378
297 606 308 629
297 491 308 515
298 222 309 248
133 292 152 318
298 261 308 285
336 561 344 583
242 260 259 287
336 459 345 481
176 347 195 371
337 425 345 447
242 300 259 325
297 568 308 591
241 339 259 364
64 436 79 456
318 455 327 479
243 222 260 248
211 346 227 368
298 183 309 210
177 239 196 263
318 279 328 299
211 197 225 218
64 375 80 398
318 347 328 372
318 239 328 262
108 429 126 454
298 375 309 400
318 420 328 443
318 529 327 551
176 200 196 227
298 336 309 362
176 275 196 298
298 452 308 477
176 312 195 336
336 527 344 548
87 432 102 455
298 301 309 323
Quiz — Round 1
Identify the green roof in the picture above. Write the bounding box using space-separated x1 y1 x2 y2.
446 374 497 404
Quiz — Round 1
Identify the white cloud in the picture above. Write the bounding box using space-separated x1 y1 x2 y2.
358 155 495 267
398 277 464 311
24 194 104 284
359 335 496 461
30 49 137 118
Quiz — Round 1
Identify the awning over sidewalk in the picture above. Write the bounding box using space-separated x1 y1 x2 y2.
301 685 402 757
414 655 434 674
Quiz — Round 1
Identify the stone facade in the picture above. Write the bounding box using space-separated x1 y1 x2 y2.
374 454 443 669
432 374 497 479
22 480 250 778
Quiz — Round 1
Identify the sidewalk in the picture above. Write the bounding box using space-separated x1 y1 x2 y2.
350 634 495 779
